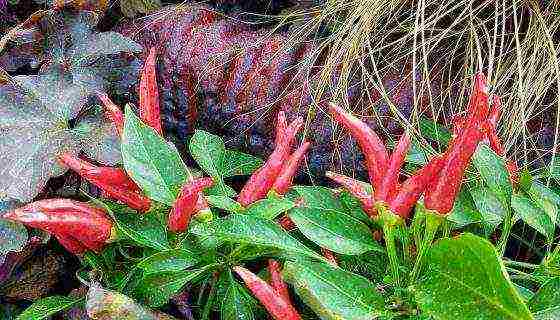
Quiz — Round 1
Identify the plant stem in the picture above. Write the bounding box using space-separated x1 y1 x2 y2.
498 207 513 256
379 206 402 286
503 259 539 270
409 211 443 283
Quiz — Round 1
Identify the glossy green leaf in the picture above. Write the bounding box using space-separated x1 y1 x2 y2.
122 105 192 205
190 214 321 260
550 157 560 183
134 267 211 308
511 194 554 240
472 145 513 204
245 197 295 220
470 187 506 235
189 130 234 197
113 209 169 251
206 195 245 213
419 117 452 145
221 150 263 177
414 233 533 320
221 271 257 320
528 181 560 225
136 249 199 274
447 189 480 228
284 261 385 320
529 278 560 314
288 186 382 255
16 296 82 320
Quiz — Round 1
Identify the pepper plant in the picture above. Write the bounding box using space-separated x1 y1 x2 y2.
2 40 560 320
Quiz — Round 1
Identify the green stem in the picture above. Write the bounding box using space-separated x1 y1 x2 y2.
498 207 513 256
379 206 402 286
503 259 539 270
409 211 443 283
383 222 400 286
201 273 218 320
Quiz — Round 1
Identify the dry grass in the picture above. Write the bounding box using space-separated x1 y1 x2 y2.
269 0 560 173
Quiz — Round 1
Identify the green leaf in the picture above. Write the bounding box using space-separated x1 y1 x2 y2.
16 296 82 320
414 233 533 320
470 187 507 236
447 189 480 228
221 271 257 320
190 214 321 260
472 144 513 204
189 130 234 197
419 117 452 145
511 194 554 241
528 181 560 225
288 186 382 255
206 195 245 213
113 209 169 251
283 261 385 320
245 197 295 220
529 278 560 313
134 267 211 308
136 249 199 274
550 157 560 183
221 150 263 177
122 105 192 205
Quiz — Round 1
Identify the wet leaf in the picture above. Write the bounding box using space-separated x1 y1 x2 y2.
112 208 169 251
136 249 199 274
511 194 554 241
134 267 211 308
190 214 321 260
288 186 382 255
16 295 82 320
284 260 384 320
122 105 192 205
414 233 532 320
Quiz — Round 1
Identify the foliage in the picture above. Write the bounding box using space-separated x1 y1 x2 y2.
2 4 560 320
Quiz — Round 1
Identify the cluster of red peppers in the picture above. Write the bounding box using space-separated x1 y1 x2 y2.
2 48 214 254
234 260 301 320
237 111 310 206
327 72 516 219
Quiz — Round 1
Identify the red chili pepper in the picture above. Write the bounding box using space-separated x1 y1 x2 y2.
55 234 87 255
3 199 114 254
424 125 485 214
238 112 304 206
97 92 124 136
233 266 301 320
168 177 214 232
325 171 376 216
275 109 288 146
321 248 338 266
466 72 490 125
488 95 501 127
422 73 495 214
388 156 444 218
59 153 151 212
139 47 163 135
268 259 291 304
375 133 411 203
328 103 389 190
271 141 311 195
